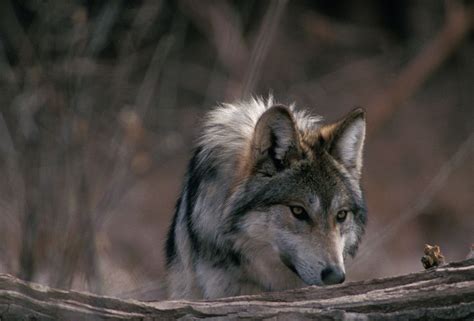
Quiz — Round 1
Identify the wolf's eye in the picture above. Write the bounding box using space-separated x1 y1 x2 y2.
336 210 349 223
290 206 309 221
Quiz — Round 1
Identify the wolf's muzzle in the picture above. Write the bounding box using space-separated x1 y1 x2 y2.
321 265 345 285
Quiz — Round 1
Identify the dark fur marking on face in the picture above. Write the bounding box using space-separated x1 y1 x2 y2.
279 252 302 280
227 177 275 223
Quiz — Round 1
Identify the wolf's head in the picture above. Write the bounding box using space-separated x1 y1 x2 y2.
228 105 367 288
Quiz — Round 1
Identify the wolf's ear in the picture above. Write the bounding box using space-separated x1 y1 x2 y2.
321 108 366 179
250 105 301 174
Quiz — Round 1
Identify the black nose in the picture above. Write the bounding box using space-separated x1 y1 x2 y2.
321 265 345 285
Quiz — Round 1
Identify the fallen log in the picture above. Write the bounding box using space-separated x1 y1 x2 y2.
1 259 473 320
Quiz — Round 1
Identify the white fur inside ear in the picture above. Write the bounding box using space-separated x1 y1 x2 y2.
335 118 366 177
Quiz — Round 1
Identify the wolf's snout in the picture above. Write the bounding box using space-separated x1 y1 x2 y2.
321 265 345 285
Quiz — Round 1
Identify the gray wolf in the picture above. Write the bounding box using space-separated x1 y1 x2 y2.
165 97 367 299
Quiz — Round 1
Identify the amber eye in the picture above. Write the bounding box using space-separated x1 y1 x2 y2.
290 206 309 221
336 210 349 223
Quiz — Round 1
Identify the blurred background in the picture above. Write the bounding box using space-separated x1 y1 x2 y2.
0 0 472 299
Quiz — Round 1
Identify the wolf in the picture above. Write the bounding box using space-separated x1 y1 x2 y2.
165 97 367 299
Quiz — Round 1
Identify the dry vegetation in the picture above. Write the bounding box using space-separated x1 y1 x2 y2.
0 0 472 300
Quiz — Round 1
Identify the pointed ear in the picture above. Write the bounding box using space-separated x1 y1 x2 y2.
321 108 366 178
249 105 302 174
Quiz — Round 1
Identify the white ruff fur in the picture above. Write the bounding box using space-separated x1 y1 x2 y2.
198 96 321 165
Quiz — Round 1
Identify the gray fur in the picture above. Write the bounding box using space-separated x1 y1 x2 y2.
165 97 367 299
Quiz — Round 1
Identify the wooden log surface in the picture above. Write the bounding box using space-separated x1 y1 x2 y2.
1 259 473 320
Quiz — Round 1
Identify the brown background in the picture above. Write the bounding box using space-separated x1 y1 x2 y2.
0 0 472 298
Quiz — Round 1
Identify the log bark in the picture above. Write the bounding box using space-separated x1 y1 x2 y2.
1 259 473 320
